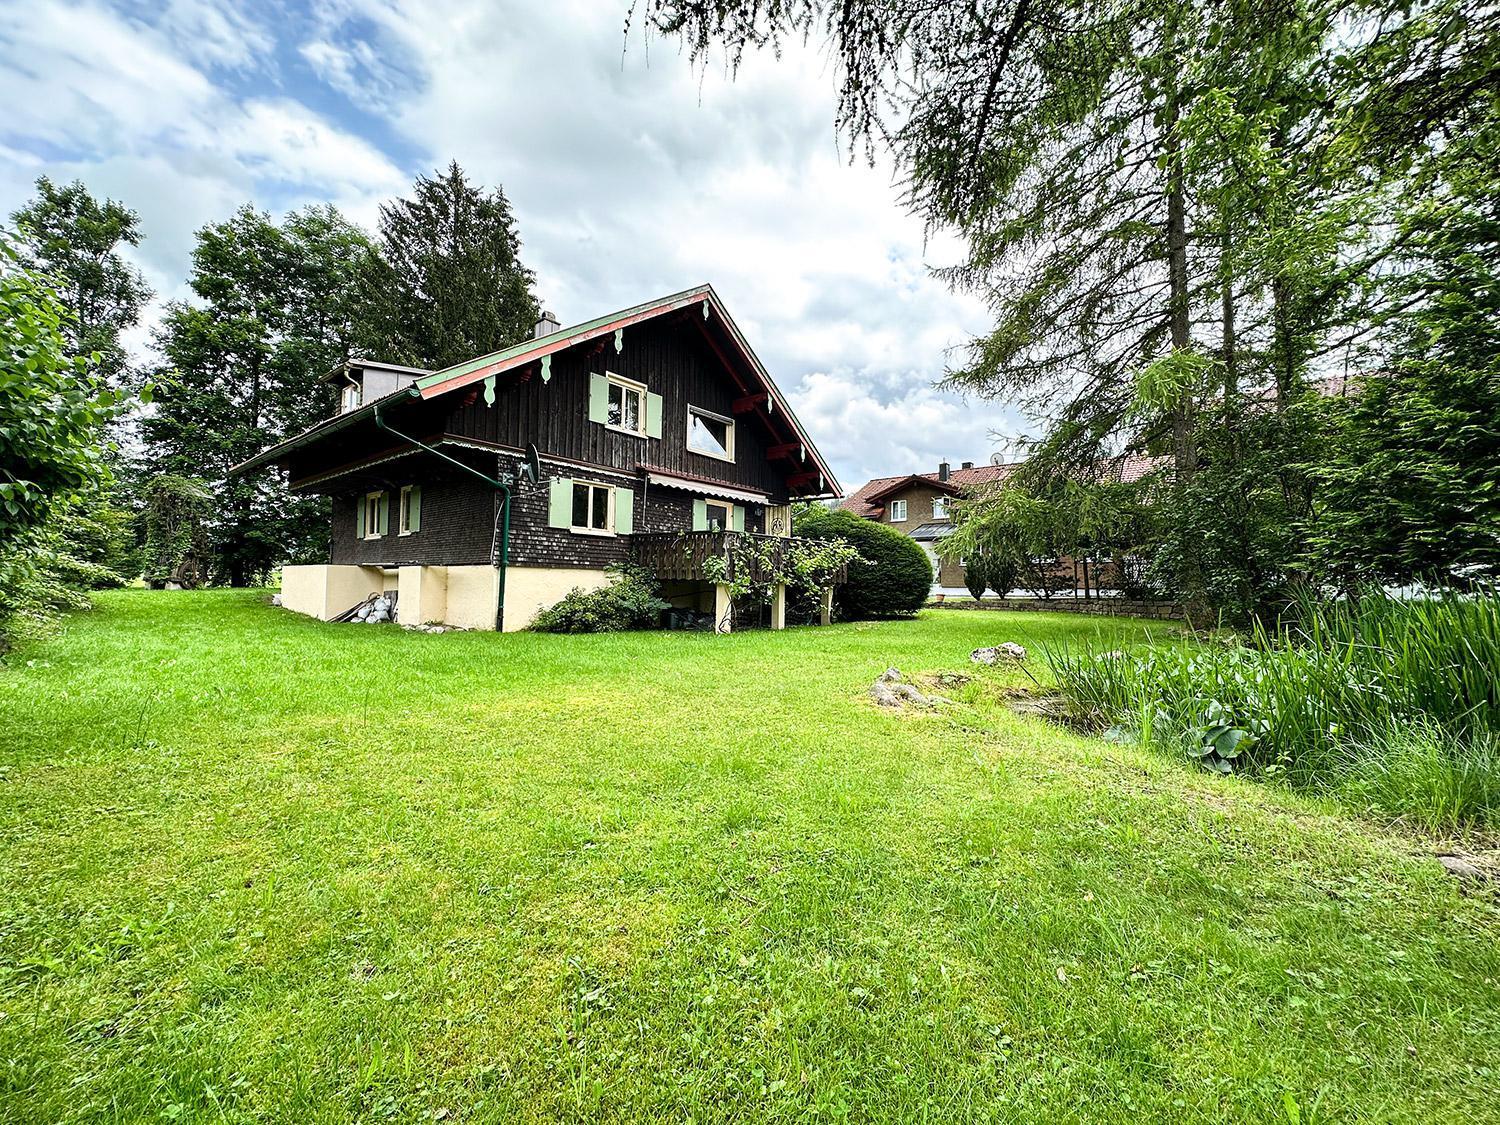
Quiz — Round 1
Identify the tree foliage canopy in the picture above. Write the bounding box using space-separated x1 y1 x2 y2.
366 161 541 370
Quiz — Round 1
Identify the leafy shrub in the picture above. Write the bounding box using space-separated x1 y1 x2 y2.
794 506 931 618
528 563 669 633
142 475 212 589
1046 586 1500 828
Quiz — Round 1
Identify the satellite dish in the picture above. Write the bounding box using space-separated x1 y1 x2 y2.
521 442 542 486
990 452 1006 466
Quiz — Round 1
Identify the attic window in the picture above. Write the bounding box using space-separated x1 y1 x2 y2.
932 497 947 519
607 375 645 435
888 499 907 522
341 381 362 413
688 406 735 461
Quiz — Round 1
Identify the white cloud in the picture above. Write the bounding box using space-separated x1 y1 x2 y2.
0 0 1023 493
0 1 405 281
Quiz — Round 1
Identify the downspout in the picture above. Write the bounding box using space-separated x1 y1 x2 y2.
374 388 511 631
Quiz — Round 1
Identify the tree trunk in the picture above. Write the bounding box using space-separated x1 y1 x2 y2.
1164 50 1195 478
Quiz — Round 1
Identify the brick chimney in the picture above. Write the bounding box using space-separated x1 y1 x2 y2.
534 310 560 338
938 460 950 482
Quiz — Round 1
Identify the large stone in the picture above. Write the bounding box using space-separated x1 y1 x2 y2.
1437 854 1493 887
971 642 1028 665
869 668 950 708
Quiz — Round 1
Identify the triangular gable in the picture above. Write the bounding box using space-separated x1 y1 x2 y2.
415 284 841 497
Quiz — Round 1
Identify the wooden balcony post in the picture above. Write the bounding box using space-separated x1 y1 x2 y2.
770 583 787 630
714 583 734 634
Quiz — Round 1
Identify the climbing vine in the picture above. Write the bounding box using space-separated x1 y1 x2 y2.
700 535 860 605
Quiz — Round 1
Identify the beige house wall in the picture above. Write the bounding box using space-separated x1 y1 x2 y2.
500 566 612 632
280 564 384 620
278 563 616 632
398 565 449 626
444 566 501 631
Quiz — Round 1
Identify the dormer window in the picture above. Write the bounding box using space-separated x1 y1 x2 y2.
341 381 362 413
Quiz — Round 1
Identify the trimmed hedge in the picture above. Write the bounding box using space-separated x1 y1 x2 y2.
794 506 932 619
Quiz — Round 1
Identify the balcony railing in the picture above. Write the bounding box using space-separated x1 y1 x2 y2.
632 531 848 585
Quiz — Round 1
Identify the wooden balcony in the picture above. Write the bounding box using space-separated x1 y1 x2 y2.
631 531 847 585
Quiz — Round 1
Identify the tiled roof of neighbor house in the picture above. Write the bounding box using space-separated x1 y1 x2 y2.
841 454 1163 518
840 462 1021 518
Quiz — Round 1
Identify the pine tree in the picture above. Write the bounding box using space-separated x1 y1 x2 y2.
366 162 541 369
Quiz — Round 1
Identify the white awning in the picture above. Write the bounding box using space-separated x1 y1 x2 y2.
644 470 773 505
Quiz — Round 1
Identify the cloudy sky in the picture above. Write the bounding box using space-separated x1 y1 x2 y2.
0 0 1028 491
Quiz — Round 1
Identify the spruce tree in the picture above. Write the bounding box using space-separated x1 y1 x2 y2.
366 162 541 369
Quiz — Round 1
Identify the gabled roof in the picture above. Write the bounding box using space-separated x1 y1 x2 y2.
841 462 1020 518
412 283 840 497
232 284 841 497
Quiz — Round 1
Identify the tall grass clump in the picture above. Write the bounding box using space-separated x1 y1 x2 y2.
1046 586 1500 830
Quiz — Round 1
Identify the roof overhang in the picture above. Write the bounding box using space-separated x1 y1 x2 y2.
862 474 961 506
909 521 956 541
229 386 418 476
320 356 433 385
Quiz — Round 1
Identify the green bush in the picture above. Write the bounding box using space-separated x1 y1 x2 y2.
528 563 669 633
1045 586 1500 829
794 506 931 618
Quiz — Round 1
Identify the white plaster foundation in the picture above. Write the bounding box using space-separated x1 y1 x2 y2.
277 564 616 632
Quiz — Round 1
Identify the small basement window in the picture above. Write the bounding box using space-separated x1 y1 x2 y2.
888 499 907 522
571 481 612 534
607 375 645 435
687 405 735 461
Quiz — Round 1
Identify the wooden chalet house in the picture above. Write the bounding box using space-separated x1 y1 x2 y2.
233 285 842 632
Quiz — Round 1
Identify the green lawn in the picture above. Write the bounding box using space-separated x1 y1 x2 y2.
2 591 1497 1123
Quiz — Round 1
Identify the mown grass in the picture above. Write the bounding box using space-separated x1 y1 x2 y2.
1 590 1497 1123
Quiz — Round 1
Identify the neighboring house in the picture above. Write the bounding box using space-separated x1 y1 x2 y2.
842 455 1158 595
233 284 842 632
842 461 1020 591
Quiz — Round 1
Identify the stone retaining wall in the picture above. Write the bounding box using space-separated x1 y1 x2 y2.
931 596 1183 620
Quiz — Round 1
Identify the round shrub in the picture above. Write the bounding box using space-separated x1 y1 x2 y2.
793 505 932 619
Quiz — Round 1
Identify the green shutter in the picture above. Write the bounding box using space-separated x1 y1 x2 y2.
549 477 573 528
408 485 421 533
731 505 746 532
692 498 708 532
645 392 663 438
614 487 634 535
356 495 365 538
377 492 389 536
588 373 609 424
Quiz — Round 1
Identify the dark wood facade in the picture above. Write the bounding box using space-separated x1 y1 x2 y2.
250 292 818 575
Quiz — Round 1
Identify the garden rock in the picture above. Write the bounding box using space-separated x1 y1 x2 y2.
1437 854 1495 888
971 642 1028 665
869 668 950 709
